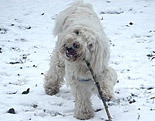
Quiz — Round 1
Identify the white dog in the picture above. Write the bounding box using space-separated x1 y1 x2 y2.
44 0 117 120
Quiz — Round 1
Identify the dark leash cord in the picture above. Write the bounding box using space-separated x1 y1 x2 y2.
84 59 112 121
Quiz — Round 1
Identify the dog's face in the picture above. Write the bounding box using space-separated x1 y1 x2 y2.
58 27 109 74
59 29 96 62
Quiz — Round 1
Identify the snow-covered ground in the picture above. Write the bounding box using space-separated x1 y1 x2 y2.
0 0 155 121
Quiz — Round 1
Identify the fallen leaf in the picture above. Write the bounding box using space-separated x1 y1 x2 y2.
22 88 30 94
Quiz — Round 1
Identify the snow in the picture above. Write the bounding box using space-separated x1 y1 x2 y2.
0 0 155 121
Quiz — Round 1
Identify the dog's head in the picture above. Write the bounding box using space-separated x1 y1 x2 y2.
58 27 109 73
59 29 95 61
53 1 110 74
59 30 83 61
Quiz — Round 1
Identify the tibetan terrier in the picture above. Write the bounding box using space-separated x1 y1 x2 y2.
44 0 117 120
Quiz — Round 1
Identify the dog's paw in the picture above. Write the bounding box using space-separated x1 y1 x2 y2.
75 108 94 120
100 89 115 101
45 86 59 95
44 82 59 95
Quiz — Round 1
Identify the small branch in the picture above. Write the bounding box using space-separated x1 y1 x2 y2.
84 59 112 121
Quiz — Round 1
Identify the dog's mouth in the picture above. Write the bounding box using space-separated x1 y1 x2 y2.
65 47 80 61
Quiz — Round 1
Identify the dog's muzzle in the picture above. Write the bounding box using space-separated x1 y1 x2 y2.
66 47 77 58
65 42 81 61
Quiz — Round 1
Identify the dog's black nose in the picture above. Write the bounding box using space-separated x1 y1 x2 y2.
73 42 80 49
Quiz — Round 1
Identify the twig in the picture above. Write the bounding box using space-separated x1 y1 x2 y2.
84 59 112 121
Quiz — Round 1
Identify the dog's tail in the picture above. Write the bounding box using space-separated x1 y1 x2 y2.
53 0 92 37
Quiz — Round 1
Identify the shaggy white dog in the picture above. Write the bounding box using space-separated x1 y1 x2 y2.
44 0 117 120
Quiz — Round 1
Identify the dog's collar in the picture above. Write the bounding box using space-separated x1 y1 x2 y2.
80 79 91 82
78 77 91 82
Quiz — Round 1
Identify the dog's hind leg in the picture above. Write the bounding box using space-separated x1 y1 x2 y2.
44 49 65 95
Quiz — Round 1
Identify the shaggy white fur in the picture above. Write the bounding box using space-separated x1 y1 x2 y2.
44 0 117 120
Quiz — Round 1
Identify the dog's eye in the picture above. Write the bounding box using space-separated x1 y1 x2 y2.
74 30 79 35
88 43 93 49
63 44 66 48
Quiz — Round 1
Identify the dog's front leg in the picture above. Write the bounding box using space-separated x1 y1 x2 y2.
98 67 117 101
44 49 65 95
70 81 94 120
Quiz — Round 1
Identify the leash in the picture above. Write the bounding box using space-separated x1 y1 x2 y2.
84 59 112 121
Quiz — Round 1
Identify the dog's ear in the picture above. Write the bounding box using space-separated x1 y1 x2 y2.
53 13 69 36
90 37 110 74
53 7 77 37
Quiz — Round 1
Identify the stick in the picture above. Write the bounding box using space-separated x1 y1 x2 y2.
84 59 112 121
